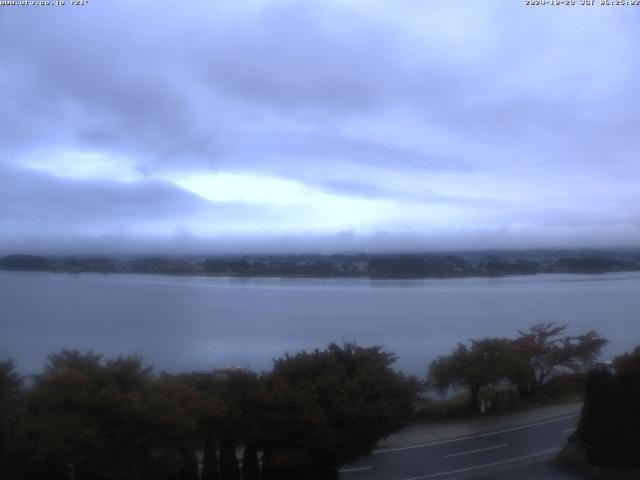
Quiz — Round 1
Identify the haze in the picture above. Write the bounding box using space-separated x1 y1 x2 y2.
1 1 639 254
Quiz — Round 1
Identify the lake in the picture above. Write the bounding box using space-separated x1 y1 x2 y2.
1 270 639 376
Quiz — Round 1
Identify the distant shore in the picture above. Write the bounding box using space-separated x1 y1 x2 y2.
2 249 639 280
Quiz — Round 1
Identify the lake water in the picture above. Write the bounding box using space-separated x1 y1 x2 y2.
1 270 639 376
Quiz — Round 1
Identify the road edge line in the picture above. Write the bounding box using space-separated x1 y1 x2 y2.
374 413 579 454
400 448 561 480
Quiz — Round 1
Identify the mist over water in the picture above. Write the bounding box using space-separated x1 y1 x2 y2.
2 270 638 376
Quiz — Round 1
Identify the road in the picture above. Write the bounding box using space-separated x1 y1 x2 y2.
339 414 581 480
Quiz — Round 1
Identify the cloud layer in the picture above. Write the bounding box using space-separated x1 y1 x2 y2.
1 1 639 253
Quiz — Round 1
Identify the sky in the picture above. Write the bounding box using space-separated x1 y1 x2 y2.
1 0 639 254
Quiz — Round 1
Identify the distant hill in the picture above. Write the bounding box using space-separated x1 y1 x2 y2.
555 256 636 273
0 254 49 271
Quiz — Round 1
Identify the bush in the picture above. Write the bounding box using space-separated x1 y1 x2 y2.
557 443 589 470
410 394 471 423
537 373 586 401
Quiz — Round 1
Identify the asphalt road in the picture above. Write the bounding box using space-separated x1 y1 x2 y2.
339 413 581 480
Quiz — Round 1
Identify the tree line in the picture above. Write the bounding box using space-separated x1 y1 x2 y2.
0 344 420 480
0 323 614 479
427 322 608 412
3 251 640 278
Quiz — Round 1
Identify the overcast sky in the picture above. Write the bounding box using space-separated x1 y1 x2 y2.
1 0 639 254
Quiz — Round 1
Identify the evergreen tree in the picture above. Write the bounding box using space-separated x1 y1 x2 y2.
201 431 218 480
614 347 640 466
574 346 640 468
0 360 22 479
177 448 198 480
219 431 240 480
577 367 612 465
259 448 274 480
241 444 260 480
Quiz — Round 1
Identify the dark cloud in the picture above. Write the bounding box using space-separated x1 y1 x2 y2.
0 1 639 252
0 165 281 247
1 166 203 215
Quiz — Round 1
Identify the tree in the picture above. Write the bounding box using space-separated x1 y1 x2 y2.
0 360 22 403
26 350 108 479
260 448 276 480
428 338 519 412
613 345 640 377
179 369 261 447
219 430 240 480
259 343 420 476
241 444 260 480
573 346 640 468
512 323 608 398
0 360 23 477
25 350 200 480
177 448 198 480
201 430 218 480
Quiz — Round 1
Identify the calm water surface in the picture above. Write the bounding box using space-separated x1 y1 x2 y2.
1 271 639 375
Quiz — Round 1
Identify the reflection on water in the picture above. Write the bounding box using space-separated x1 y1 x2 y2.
1 271 639 375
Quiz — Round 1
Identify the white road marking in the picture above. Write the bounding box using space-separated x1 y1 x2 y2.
400 448 561 480
338 466 372 473
373 413 579 454
562 427 576 434
443 443 508 458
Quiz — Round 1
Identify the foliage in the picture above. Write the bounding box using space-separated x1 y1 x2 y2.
410 393 474 422
259 342 421 474
0 360 23 474
241 444 260 480
218 430 240 480
178 369 260 441
0 360 22 403
201 430 218 480
614 345 640 377
512 322 608 397
532 372 586 401
176 448 198 480
4 345 419 478
428 338 522 412
574 346 640 468
1 345 420 478
427 323 608 411
18 350 199 480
